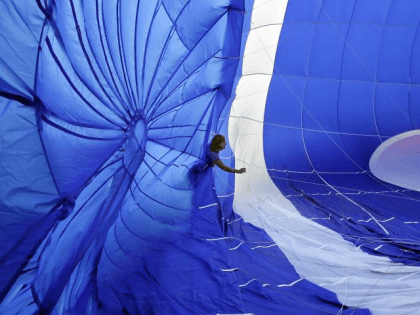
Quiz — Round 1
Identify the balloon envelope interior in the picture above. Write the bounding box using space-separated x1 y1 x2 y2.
1 0 420 314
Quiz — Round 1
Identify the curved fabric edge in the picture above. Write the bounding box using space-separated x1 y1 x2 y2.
370 130 420 192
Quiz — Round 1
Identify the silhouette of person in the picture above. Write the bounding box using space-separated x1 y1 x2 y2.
207 134 246 174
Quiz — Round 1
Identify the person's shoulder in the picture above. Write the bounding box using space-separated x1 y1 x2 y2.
210 149 219 160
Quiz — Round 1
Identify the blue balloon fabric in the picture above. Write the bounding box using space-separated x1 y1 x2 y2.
1 0 419 314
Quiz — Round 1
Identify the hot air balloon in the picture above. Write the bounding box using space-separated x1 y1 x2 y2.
1 0 420 314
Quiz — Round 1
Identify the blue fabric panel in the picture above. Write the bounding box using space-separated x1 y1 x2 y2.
0 98 59 299
40 114 124 197
265 75 307 128
82 0 133 108
145 30 189 110
318 0 356 23
408 86 420 128
37 36 125 129
309 24 349 79
303 132 361 172
342 24 383 81
32 159 128 313
338 134 382 171
264 127 313 172
337 81 377 135
351 0 392 25
0 1 45 98
162 0 189 21
148 91 216 156
118 1 141 106
387 0 420 26
284 0 321 23
303 79 340 131
410 32 420 84
132 0 162 107
100 0 138 112
142 6 175 106
55 0 133 116
377 26 417 83
275 24 317 76
375 84 412 137
152 26 230 118
176 0 239 50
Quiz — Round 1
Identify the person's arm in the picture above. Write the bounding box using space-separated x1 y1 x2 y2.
214 160 246 174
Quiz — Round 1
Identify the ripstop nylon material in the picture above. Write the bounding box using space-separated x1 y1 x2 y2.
1 0 420 314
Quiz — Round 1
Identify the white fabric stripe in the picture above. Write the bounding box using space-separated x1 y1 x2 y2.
358 217 395 223
221 268 239 272
239 279 257 287
277 278 303 288
227 1 420 314
251 244 276 250
218 193 235 198
229 242 245 250
198 203 218 209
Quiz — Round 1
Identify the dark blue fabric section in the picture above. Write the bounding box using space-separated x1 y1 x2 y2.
264 0 420 265
0 0 46 98
0 98 60 301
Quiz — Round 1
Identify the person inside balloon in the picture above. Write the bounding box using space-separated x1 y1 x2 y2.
207 134 246 174
191 134 246 179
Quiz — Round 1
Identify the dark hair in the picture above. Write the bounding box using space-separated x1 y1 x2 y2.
210 134 226 151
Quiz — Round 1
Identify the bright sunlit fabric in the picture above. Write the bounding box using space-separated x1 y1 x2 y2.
1 0 420 314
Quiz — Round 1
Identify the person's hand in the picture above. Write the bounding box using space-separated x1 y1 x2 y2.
237 168 246 174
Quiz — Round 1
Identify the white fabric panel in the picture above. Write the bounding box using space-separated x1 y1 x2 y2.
370 130 420 192
228 1 420 314
243 25 281 75
250 0 287 28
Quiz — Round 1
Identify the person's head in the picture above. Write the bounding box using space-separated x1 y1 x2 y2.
210 134 226 152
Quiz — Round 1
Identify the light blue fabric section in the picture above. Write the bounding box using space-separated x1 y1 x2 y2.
0 1 46 99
